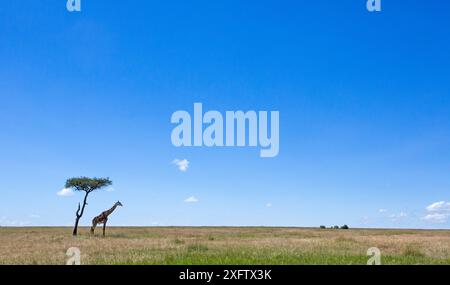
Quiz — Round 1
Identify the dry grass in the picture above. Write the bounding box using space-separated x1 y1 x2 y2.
0 227 449 264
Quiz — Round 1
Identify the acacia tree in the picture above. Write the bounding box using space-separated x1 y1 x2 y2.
65 177 112 236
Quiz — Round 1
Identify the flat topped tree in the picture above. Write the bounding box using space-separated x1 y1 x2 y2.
66 177 112 236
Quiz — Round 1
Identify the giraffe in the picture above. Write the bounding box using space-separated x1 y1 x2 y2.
90 201 123 236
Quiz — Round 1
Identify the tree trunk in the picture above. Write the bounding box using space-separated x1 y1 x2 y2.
73 216 80 235
72 192 89 236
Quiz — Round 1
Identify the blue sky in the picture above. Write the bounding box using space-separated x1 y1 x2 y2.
0 1 449 229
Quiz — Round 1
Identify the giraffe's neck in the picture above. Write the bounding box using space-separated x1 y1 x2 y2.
105 204 118 217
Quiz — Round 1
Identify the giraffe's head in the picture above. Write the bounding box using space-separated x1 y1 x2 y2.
116 201 123 207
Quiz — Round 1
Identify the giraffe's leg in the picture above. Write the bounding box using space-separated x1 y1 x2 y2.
90 222 97 235
103 219 107 237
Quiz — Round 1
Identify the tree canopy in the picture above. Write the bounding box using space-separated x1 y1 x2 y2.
65 177 112 193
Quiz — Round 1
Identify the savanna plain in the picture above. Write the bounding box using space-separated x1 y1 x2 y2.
1 227 449 265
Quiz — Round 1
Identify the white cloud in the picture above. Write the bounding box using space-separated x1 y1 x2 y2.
426 201 450 212
422 213 449 223
173 159 189 172
56 188 74 197
106 187 115 192
29 214 40 218
378 209 387 213
184 196 198 203
423 201 450 224
360 216 370 224
266 203 272 208
0 217 31 227
388 212 408 221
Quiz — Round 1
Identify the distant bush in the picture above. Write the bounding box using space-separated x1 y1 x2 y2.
325 225 349 229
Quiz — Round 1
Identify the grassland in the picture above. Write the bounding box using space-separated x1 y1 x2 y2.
0 227 449 265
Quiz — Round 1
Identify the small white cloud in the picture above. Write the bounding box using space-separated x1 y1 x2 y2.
173 159 189 172
378 209 387 213
57 188 74 197
29 214 40 218
422 213 449 223
426 201 450 212
184 196 198 203
0 217 31 227
357 216 371 226
106 187 115 192
388 212 408 221
266 203 272 208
